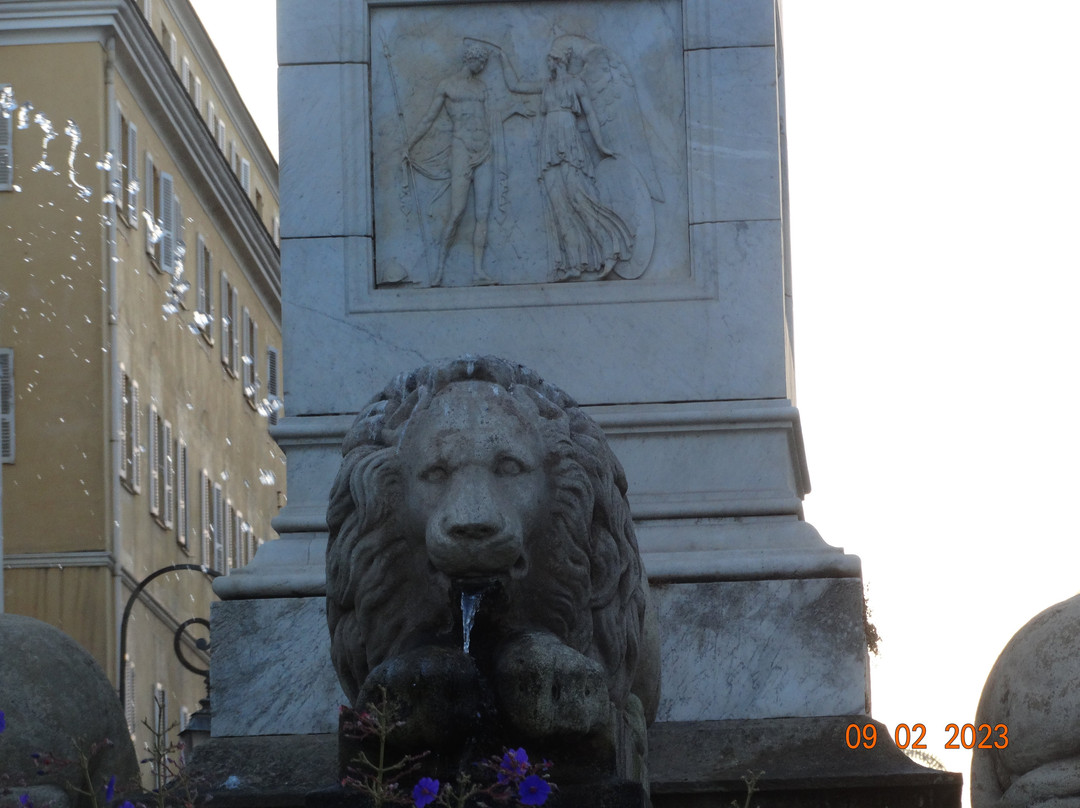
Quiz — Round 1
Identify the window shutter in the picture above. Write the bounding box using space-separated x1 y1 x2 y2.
162 421 174 528
194 77 202 111
0 348 14 463
241 308 254 398
267 346 281 426
124 656 136 733
173 193 183 273
204 242 214 337
220 273 229 367
181 58 191 93
142 0 151 26
1 86 15 191
200 470 211 564
148 406 159 516
126 122 139 227
131 381 141 491
230 288 239 375
144 153 155 254
216 120 226 151
213 484 224 572
118 370 128 479
176 440 188 547
240 158 251 194
224 502 235 570
159 172 174 273
233 509 243 568
196 235 206 313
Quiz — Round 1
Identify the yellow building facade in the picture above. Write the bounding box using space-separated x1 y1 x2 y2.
0 0 283 783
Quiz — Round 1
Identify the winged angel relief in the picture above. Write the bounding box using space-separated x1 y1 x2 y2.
395 35 664 287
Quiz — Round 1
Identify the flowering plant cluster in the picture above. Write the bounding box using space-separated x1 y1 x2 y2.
411 746 553 808
340 695 555 808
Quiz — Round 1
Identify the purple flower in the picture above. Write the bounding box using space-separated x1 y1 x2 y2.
499 747 529 783
518 775 551 805
105 774 116 801
122 803 135 808
412 776 440 808
0 710 5 732
19 795 33 808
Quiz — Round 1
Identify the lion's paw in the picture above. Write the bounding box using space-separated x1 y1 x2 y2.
495 633 611 737
357 646 484 749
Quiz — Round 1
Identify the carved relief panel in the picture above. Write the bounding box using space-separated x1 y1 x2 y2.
370 1 688 289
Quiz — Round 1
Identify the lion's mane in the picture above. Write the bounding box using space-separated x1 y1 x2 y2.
325 356 650 714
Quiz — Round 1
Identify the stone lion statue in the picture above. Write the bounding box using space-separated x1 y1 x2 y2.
326 356 659 779
971 592 1080 808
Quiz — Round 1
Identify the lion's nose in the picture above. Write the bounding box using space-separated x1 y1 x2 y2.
447 520 499 542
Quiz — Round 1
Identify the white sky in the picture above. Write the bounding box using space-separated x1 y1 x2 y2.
192 0 1080 799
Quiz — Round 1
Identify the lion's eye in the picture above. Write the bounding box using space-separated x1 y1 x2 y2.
494 457 526 476
419 465 449 483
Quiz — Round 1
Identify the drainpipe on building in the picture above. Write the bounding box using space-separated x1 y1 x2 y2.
104 34 124 686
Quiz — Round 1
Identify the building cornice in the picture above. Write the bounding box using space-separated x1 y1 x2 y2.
166 0 278 198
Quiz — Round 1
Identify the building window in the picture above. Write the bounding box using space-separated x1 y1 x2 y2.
223 501 239 571
168 33 178 70
241 307 258 404
0 348 13 463
229 140 238 173
239 158 251 194
216 120 226 151
156 171 176 273
207 99 216 133
220 274 238 377
142 0 152 25
255 188 264 219
120 370 140 492
176 439 189 548
242 519 255 567
194 77 202 112
200 470 212 565
213 483 224 572
148 405 160 517
195 235 213 342
124 654 136 734
159 418 174 529
181 57 192 95
152 684 169 788
232 507 244 569
1 84 14 192
144 152 156 255
272 215 280 246
119 114 138 228
266 346 281 427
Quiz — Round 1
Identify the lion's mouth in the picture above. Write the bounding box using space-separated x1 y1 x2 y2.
426 527 526 580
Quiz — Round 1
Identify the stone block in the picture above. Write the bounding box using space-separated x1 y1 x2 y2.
654 579 869 722
211 597 343 736
277 0 367 65
687 46 782 223
684 0 777 50
278 63 371 239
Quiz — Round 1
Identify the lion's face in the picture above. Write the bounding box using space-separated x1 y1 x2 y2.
397 381 550 581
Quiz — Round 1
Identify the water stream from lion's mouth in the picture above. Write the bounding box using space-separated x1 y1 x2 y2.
461 590 483 654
